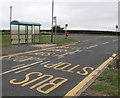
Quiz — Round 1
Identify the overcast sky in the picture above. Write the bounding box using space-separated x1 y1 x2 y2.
0 0 119 31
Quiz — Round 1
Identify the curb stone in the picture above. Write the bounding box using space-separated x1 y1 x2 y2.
2 41 80 56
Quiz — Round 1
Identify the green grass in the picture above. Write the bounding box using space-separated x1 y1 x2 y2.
2 35 78 48
90 69 118 96
54 37 77 45
70 33 117 37
2 35 10 48
38 36 78 44
41 32 64 35
86 59 119 96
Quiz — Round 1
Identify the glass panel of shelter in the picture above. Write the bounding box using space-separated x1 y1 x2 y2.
11 25 18 45
34 26 39 43
10 22 41 46
20 25 25 44
28 26 32 44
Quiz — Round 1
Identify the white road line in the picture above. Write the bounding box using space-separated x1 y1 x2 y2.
102 42 110 45
68 50 80 55
58 50 80 57
58 53 68 57
83 40 88 42
82 39 91 42
86 44 98 49
82 38 101 43
112 39 118 42
0 61 43 76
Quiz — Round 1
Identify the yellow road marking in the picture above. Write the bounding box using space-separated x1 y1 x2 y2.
40 61 51 65
112 53 117 57
66 65 80 72
13 57 34 62
64 53 117 97
0 42 80 59
0 46 56 59
14 67 31 74
28 75 54 88
58 56 64 59
11 64 25 68
9 71 68 94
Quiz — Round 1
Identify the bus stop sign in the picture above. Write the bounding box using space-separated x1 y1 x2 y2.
65 24 68 27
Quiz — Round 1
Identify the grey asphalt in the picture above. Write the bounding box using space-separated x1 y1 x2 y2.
1 35 118 97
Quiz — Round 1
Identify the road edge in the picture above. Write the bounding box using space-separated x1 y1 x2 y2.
0 41 80 59
64 53 118 97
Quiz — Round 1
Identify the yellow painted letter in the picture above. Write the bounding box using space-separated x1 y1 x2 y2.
44 62 63 68
53 63 71 70
36 77 68 94
9 72 42 85
77 67 94 75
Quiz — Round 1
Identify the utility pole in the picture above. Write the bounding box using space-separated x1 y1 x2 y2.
10 6 12 46
10 6 12 23
51 0 54 43
53 16 57 43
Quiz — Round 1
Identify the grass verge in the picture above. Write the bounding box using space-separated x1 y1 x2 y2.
2 35 78 48
40 36 77 45
85 58 119 96
2 35 10 48
70 33 117 37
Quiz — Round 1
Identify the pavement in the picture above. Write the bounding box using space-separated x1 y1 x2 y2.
1 35 118 97
2 44 57 56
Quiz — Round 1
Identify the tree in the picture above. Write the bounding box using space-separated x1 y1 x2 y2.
52 25 64 32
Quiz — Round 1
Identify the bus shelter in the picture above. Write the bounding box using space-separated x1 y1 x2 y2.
10 20 41 46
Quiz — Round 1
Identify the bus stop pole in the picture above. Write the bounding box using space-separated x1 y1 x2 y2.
51 0 54 43
18 25 20 47
116 25 118 36
10 23 12 45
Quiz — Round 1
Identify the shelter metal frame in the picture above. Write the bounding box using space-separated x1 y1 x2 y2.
10 20 41 46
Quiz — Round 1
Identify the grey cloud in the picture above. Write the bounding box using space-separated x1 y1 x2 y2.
54 2 118 31
0 1 118 31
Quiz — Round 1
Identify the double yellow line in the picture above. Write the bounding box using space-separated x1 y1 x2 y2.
64 53 117 97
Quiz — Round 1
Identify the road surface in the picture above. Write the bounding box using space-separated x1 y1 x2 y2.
1 35 118 97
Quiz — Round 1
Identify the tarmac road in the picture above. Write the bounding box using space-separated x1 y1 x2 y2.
1 35 118 97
